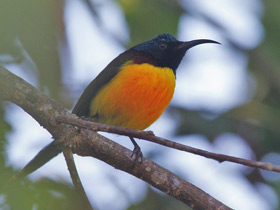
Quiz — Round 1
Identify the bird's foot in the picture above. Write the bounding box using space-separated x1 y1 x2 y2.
129 137 143 167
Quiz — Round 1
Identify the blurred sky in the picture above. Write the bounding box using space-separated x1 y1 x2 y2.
5 0 278 209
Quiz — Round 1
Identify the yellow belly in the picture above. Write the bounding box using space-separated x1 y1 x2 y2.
90 62 175 130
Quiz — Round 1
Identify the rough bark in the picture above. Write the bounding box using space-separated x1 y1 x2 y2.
0 66 232 210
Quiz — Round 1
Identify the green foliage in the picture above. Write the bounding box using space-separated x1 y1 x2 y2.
1 0 280 209
1 177 85 210
0 0 70 104
117 0 184 47
0 105 11 162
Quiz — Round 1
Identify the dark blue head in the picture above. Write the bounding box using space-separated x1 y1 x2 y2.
131 33 219 73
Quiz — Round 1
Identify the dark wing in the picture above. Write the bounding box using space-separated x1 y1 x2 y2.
72 50 135 117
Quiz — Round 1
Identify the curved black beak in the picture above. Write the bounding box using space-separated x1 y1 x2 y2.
176 39 220 51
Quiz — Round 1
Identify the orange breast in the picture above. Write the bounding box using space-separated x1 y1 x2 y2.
90 62 175 130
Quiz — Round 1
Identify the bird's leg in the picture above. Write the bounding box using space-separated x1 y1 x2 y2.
129 136 143 165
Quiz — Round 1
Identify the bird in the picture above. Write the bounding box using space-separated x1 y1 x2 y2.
15 33 220 177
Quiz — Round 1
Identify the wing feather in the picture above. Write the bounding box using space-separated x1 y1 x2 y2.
72 50 135 117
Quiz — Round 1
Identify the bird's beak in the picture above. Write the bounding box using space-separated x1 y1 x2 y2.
176 39 220 51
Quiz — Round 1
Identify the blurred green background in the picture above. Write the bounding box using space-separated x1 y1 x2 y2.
1 0 280 209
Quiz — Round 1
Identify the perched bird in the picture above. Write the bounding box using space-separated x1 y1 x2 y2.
16 33 219 177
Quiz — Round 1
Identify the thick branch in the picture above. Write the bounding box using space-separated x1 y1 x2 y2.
0 66 231 210
0 66 68 141
73 130 231 210
56 116 280 173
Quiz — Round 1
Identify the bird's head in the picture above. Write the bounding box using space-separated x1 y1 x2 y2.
131 33 220 73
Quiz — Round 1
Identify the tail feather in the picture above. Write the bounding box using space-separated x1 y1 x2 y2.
12 141 61 180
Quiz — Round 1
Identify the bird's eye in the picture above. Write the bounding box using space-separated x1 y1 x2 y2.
159 42 167 50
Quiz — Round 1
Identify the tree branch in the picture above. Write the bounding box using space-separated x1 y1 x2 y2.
0 66 232 210
56 115 280 173
63 148 94 210
74 129 233 210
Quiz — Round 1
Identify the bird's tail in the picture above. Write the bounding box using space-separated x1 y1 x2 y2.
11 141 61 181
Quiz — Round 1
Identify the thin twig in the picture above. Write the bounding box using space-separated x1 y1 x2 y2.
63 148 94 210
57 115 280 173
